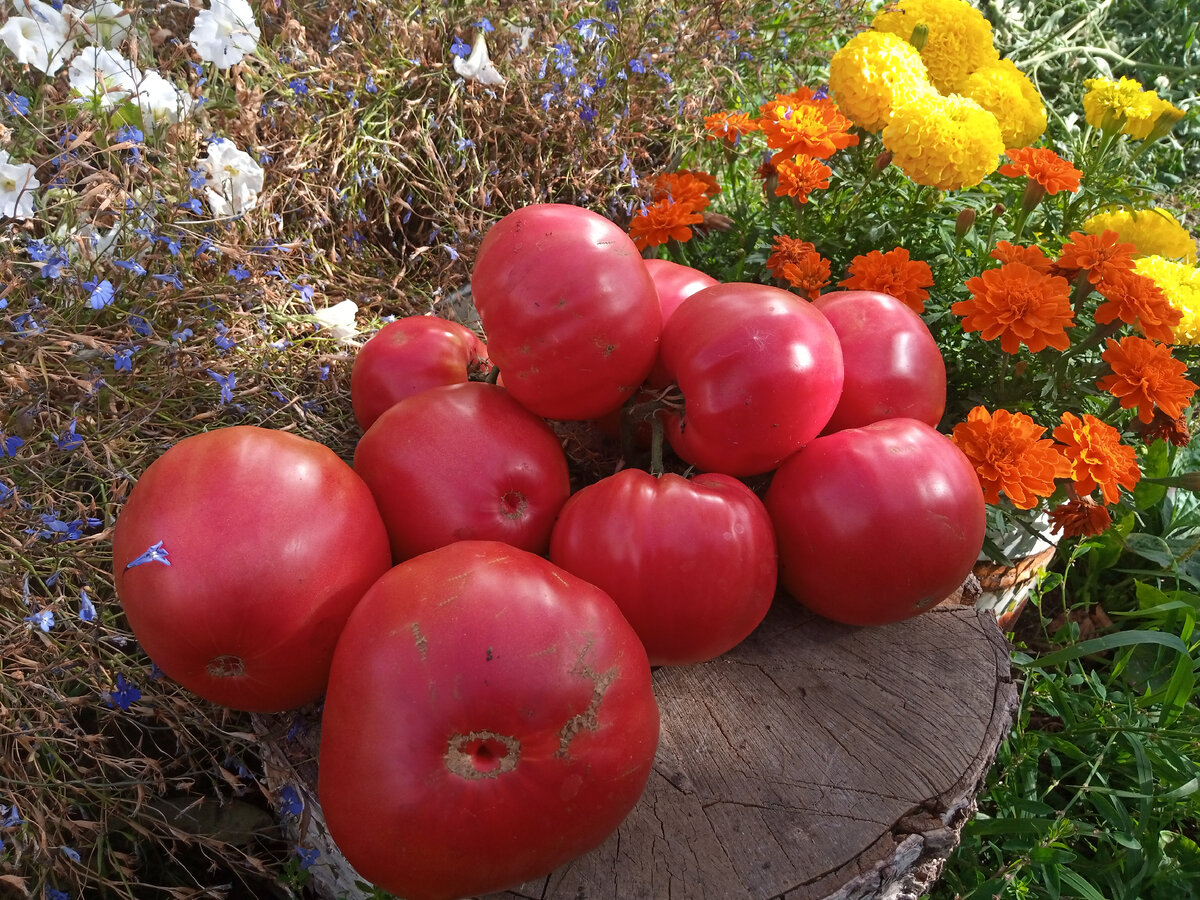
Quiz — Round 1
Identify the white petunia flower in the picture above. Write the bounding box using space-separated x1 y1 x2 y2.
0 149 40 219
62 1 134 49
68 45 140 109
310 299 359 343
189 0 260 69
453 32 505 85
135 69 194 124
0 4 75 74
200 138 265 217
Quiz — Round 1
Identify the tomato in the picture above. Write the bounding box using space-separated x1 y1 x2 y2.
644 258 718 326
111 426 392 712
657 282 844 476
549 468 777 665
318 540 659 900
470 203 662 420
813 290 946 433
350 315 490 431
764 418 985 626
353 381 571 561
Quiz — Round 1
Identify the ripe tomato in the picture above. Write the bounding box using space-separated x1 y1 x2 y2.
350 315 489 431
318 540 659 900
813 290 946 433
111 426 392 712
764 418 986 626
549 468 777 665
353 381 571 561
658 282 844 476
470 203 662 420
644 258 718 326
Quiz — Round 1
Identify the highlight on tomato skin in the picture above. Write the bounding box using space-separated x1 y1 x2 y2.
317 540 661 900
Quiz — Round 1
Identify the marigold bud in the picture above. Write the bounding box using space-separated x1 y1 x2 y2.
873 150 893 172
992 203 1006 218
955 208 977 239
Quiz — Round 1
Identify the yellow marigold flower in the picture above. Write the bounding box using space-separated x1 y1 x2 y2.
872 0 999 94
881 92 1004 190
1082 76 1162 137
1135 255 1200 345
961 59 1047 147
828 30 932 133
1084 207 1197 263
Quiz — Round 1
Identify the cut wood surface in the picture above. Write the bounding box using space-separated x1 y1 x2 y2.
255 599 1017 900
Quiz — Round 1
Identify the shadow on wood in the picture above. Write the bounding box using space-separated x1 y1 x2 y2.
255 599 1017 900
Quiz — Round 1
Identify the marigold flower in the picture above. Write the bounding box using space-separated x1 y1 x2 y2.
1083 207 1197 263
991 240 1053 273
774 155 832 204
950 406 1070 509
1093 267 1181 342
1048 495 1112 538
1096 336 1197 424
766 235 831 300
703 111 760 143
962 59 1047 147
953 262 1074 354
827 30 932 133
1135 408 1192 447
872 0 1000 94
757 87 859 163
881 92 1004 190
650 170 720 213
1081 76 1161 137
1135 256 1200 345
1053 412 1141 504
998 147 1082 196
838 247 935 313
627 198 703 251
1055 230 1137 285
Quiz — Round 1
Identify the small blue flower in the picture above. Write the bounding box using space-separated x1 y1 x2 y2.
292 282 315 304
207 369 237 404
297 846 320 870
125 540 171 570
127 313 153 336
25 239 50 261
172 322 194 342
152 270 184 290
329 22 341 44
113 258 147 276
2 91 30 116
25 609 54 632
472 17 494 32
188 167 207 189
45 889 70 900
813 85 829 101
289 77 309 96
317 364 330 381
79 589 97 623
114 125 144 144
364 75 377 94
54 419 83 451
106 674 141 711
214 321 237 351
628 57 645 74
179 197 203 215
89 279 115 310
1 434 22 457
149 661 167 680
228 265 251 281
1 802 21 827
112 347 138 372
0 480 14 503
42 254 70 279
60 845 81 863
449 35 470 58
279 785 303 817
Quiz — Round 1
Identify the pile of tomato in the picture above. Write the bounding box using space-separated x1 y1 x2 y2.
111 203 986 900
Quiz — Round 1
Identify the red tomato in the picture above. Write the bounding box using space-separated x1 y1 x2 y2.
353 381 571 561
318 540 659 900
470 203 662 420
657 282 844 476
111 426 393 712
813 290 946 433
764 418 986 626
644 258 718 326
549 468 777 665
350 315 490 431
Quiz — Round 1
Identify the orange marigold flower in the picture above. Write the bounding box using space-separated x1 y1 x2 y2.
627 198 703 252
997 146 1083 195
950 406 1071 509
774 155 832 204
1055 230 1137 285
757 87 859 163
1053 412 1141 503
1096 336 1197 424
650 170 720 213
1092 267 1181 343
1135 408 1192 447
703 111 760 143
953 262 1075 354
991 240 1053 274
1048 495 1112 538
838 247 935 314
766 235 831 300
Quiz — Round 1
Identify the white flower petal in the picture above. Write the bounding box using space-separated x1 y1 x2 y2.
453 32 505 85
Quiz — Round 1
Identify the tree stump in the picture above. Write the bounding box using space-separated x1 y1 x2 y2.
255 600 1017 900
